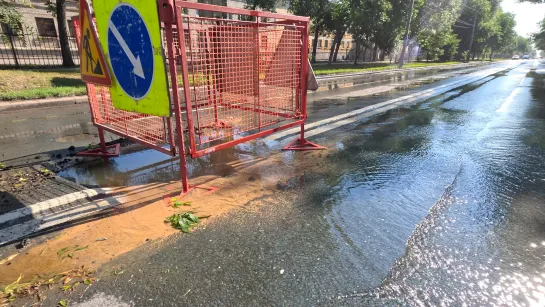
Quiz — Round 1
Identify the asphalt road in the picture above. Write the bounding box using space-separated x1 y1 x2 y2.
0 62 486 167
14 59 542 306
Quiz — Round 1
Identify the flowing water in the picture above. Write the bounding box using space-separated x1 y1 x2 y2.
52 61 545 306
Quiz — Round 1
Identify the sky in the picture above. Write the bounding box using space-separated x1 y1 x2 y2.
501 0 545 37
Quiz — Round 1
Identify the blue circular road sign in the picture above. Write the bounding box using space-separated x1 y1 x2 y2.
107 3 154 100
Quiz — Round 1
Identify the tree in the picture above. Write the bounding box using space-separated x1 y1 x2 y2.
411 0 462 61
373 0 409 61
243 0 276 11
0 0 26 33
347 0 390 64
532 16 545 51
289 0 332 63
326 0 349 64
453 0 493 60
46 0 75 67
486 10 516 59
516 35 531 54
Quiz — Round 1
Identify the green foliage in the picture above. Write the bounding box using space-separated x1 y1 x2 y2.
0 0 34 37
243 0 275 11
516 36 531 54
165 212 201 233
290 0 332 62
532 17 545 51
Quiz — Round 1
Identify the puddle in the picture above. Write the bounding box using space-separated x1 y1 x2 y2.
59 138 282 187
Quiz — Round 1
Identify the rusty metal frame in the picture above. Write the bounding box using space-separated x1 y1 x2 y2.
71 14 177 159
74 1 323 197
172 0 321 159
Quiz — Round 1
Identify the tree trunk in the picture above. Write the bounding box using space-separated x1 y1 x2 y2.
472 53 476 61
379 50 385 61
333 31 344 62
362 46 368 62
372 45 378 61
489 52 493 61
407 44 413 63
56 0 75 67
311 26 320 63
354 41 360 64
327 32 338 64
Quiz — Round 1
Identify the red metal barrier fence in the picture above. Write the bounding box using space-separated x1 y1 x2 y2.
75 0 322 196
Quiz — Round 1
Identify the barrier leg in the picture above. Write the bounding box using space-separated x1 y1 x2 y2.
76 127 120 157
163 0 217 197
282 123 325 151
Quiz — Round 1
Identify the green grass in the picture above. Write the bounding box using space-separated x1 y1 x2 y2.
0 68 85 101
312 61 464 75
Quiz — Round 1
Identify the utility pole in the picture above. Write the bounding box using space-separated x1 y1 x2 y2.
466 13 477 62
398 0 415 68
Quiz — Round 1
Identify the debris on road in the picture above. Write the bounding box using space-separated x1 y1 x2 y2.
0 253 18 265
164 212 200 233
57 245 89 260
0 266 94 306
167 197 191 208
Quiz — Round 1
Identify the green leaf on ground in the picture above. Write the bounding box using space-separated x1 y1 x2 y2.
164 212 201 233
59 299 68 307
172 201 191 208
57 247 70 257
0 163 5 169
40 168 52 175
57 245 87 259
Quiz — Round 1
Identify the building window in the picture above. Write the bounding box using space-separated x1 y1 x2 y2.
324 39 328 48
318 39 322 47
35 17 57 37
346 41 350 49
341 41 345 49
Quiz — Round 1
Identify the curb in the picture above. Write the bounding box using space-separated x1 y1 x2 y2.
268 62 518 142
0 95 88 112
314 61 493 80
0 188 108 226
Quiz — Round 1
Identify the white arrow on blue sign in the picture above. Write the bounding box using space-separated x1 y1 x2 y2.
107 3 154 100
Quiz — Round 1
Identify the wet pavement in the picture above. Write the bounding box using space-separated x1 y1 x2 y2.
54 63 495 188
0 63 486 166
16 59 541 306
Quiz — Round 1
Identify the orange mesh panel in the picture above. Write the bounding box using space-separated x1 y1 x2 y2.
180 16 303 147
86 84 171 147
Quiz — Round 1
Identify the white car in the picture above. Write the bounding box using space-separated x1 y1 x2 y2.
512 55 520 60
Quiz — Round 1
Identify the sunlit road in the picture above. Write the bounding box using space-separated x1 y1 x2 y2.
22 60 543 306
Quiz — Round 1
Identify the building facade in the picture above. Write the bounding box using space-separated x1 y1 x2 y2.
1 0 79 36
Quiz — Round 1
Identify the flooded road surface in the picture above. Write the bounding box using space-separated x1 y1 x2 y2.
0 63 484 165
57 63 492 187
47 60 545 306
